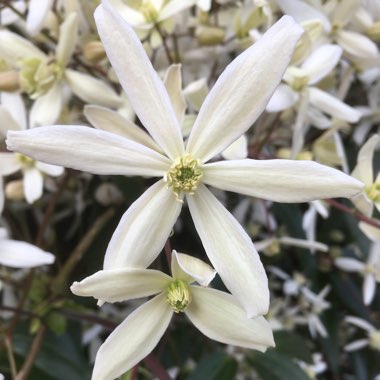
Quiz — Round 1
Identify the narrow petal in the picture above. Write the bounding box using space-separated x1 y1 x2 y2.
0 153 21 176
186 16 303 162
92 293 172 380
302 44 342 84
23 167 43 203
104 180 181 269
335 257 365 272
336 30 379 59
0 92 26 132
221 135 248 160
71 268 170 302
56 12 78 66
26 0 53 36
84 105 161 152
158 0 196 21
35 162 64 177
363 274 376 305
266 84 298 113
163 64 186 125
359 222 380 241
64 69 122 109
345 316 375 332
0 239 54 268
186 286 274 351
203 159 364 202
171 251 216 286
7 125 170 177
94 1 184 159
351 134 379 185
187 184 269 317
29 82 63 127
345 339 369 351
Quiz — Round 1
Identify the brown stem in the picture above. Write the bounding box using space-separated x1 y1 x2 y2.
15 325 47 380
144 353 173 380
155 23 173 64
4 335 17 378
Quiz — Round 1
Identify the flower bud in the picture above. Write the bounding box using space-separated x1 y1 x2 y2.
83 41 107 63
0 70 20 92
5 180 25 201
196 26 225 46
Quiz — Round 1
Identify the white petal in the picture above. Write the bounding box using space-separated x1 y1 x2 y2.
276 0 331 32
71 268 170 302
26 0 53 36
351 192 373 216
186 16 303 162
84 105 161 152
359 221 380 242
186 286 274 351
92 293 172 380
345 315 375 332
103 180 181 269
183 78 209 112
163 64 186 125
336 30 379 59
308 87 361 123
0 30 45 62
266 84 298 113
56 13 78 66
187 185 269 317
29 82 63 127
0 153 21 176
279 236 328 252
221 135 248 160
35 162 64 177
351 134 379 185
172 251 216 286
0 92 26 131
363 274 376 305
23 167 43 203
0 178 3 214
0 239 54 268
335 257 365 272
345 339 369 351
7 125 170 177
302 44 342 84
202 159 364 202
158 0 196 21
65 69 122 109
94 1 184 159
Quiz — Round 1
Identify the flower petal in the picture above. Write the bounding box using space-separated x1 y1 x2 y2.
308 87 361 123
23 167 43 203
64 69 122 109
221 135 248 160
0 92 26 132
203 159 364 202
186 16 303 162
35 162 64 177
56 12 78 66
84 105 161 152
0 239 54 268
94 0 184 159
92 293 172 380
0 153 21 176
345 315 375 332
186 286 274 351
359 221 380 242
6 125 170 177
171 250 216 286
104 180 181 269
187 184 269 317
26 0 53 36
363 273 376 305
266 84 298 113
336 29 379 59
71 268 170 302
335 257 365 272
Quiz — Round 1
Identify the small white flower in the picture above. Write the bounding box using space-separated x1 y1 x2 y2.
71 251 274 380
345 315 380 352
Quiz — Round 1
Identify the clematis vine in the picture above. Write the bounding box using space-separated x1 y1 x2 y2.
6 0 364 318
71 251 275 380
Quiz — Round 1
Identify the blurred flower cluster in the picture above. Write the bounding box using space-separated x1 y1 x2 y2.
0 0 379 379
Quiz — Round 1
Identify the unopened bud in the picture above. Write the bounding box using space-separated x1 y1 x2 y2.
5 180 24 201
0 70 20 92
83 41 106 63
367 22 380 41
196 26 225 46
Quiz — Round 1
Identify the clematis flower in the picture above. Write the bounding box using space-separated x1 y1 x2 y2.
71 251 275 380
345 315 380 352
6 0 364 317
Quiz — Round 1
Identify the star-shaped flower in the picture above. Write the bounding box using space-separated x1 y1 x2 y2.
7 0 363 317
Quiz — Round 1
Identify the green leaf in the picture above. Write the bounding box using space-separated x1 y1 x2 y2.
187 352 237 380
273 331 313 363
249 349 310 380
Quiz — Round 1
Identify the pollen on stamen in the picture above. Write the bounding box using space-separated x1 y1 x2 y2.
164 155 203 201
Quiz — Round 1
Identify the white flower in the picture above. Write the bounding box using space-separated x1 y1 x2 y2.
71 251 274 380
0 92 63 204
6 0 364 317
0 227 54 268
345 315 380 352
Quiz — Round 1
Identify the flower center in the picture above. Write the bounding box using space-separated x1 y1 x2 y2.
369 330 380 350
366 182 380 203
165 155 202 199
15 153 35 168
166 279 191 313
19 57 63 99
140 0 159 23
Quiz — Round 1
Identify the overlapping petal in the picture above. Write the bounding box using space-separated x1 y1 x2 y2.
203 159 363 202
186 16 304 163
26 0 53 36
0 153 21 176
103 180 181 269
94 0 184 159
71 268 170 302
92 293 172 380
7 125 170 177
23 167 43 203
187 184 269 318
56 12 78 66
186 287 274 351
